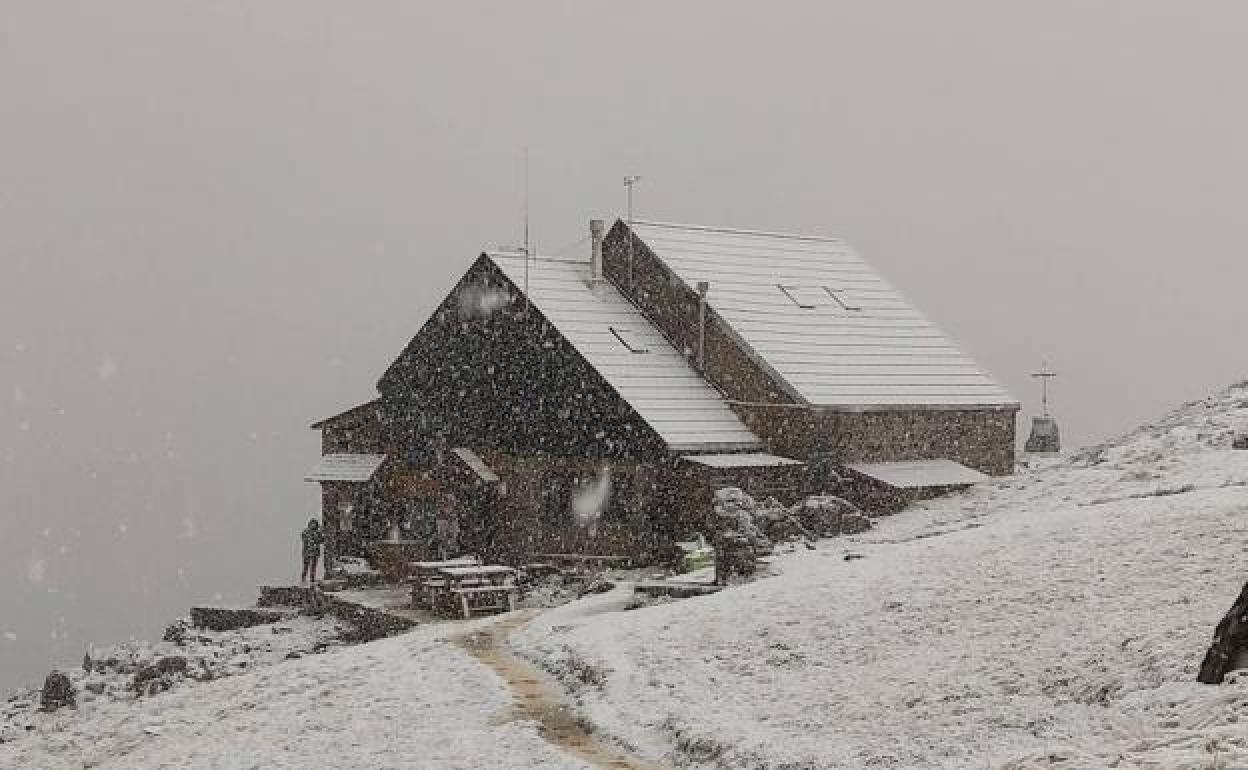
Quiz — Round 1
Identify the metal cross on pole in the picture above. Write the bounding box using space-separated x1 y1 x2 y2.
1031 360 1057 417
624 175 642 285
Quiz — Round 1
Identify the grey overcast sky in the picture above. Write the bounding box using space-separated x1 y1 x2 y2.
3 1 1247 688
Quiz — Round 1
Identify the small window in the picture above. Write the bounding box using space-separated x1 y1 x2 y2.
609 326 650 353
778 284 861 311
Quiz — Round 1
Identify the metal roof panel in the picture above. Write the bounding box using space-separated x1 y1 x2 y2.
630 221 1018 409
305 453 386 483
488 253 763 452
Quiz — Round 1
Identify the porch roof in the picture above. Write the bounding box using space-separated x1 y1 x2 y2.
304 453 386 483
682 452 804 469
846 459 989 489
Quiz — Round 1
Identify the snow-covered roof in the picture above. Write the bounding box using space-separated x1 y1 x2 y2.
682 452 804 468
488 252 763 453
304 454 386 483
628 221 1018 410
846 459 990 489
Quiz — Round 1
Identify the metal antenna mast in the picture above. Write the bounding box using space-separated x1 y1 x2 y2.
1031 360 1057 416
523 147 531 314
624 175 641 285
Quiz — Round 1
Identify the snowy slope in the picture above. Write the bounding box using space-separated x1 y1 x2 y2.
8 382 1248 769
516 381 1248 769
1 620 593 770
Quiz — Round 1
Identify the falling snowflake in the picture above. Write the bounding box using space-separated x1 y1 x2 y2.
571 467 612 538
97 355 119 381
26 557 46 584
13 384 24 404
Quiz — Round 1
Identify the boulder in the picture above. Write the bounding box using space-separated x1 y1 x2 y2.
162 618 191 644
130 656 187 695
752 497 812 543
40 671 75 712
709 488 773 585
794 495 871 536
1199 580 1248 683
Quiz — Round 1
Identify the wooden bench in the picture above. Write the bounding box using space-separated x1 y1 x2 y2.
533 553 634 574
449 585 518 619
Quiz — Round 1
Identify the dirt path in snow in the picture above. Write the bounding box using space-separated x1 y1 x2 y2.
455 611 667 770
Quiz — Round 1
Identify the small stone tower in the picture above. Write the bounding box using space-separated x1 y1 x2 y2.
1024 361 1061 453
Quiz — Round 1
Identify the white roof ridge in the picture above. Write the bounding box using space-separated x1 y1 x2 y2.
630 219 842 244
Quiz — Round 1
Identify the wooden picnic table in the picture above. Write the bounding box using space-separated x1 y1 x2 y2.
407 558 482 608
433 564 518 619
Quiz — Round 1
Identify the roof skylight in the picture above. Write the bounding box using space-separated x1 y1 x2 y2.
778 284 861 311
609 326 650 353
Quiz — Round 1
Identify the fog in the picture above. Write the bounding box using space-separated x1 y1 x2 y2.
4 1 1247 690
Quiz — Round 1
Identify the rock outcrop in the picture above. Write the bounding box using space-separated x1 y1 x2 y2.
709 488 774 585
1199 580 1248 684
39 671 75 712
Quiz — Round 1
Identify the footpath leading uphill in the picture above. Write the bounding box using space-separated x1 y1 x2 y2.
515 380 1248 769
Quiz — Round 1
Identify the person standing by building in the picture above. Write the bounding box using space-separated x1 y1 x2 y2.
300 518 324 583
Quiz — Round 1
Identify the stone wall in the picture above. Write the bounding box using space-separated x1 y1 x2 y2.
731 406 1018 477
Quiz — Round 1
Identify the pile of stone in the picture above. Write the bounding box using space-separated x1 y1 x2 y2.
793 495 872 536
709 488 775 585
751 497 813 543
706 488 873 585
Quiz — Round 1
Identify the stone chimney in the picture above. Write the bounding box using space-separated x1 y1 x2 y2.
589 219 605 281
696 281 710 372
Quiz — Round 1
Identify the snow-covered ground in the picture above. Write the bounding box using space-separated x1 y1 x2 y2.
8 381 1248 769
515 382 1248 769
1 616 593 770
